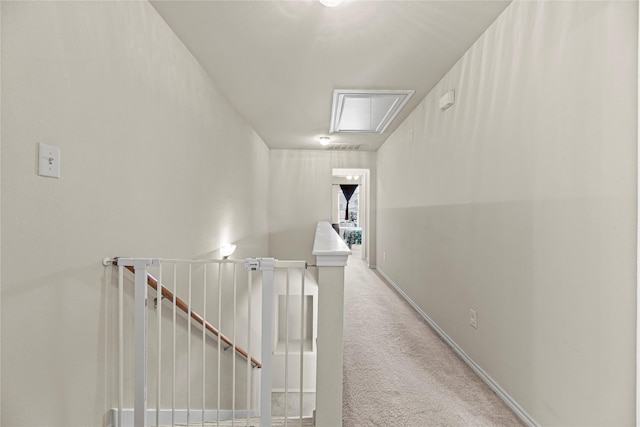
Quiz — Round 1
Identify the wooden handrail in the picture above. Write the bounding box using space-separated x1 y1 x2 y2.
124 265 261 369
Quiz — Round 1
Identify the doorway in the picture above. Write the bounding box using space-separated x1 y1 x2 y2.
332 168 370 264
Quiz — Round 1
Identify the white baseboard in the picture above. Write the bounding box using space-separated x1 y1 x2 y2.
109 408 260 427
376 268 540 427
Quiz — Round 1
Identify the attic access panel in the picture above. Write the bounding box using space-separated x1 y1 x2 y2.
330 89 415 134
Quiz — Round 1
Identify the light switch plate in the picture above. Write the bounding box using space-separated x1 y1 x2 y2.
38 143 61 178
469 308 478 329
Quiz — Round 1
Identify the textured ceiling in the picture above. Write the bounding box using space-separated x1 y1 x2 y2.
151 0 510 151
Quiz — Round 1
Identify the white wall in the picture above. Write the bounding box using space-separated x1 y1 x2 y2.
376 1 637 425
1 2 269 426
269 150 376 265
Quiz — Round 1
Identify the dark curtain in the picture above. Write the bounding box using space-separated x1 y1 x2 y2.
340 184 359 221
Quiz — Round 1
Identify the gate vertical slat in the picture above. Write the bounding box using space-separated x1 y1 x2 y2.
284 268 290 426
261 260 275 427
118 265 124 427
134 261 147 427
187 263 192 426
232 264 237 426
172 263 177 427
299 269 305 426
217 263 223 427
156 264 163 427
247 269 253 427
202 264 208 427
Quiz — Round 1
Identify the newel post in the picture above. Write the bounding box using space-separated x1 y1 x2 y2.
312 221 351 427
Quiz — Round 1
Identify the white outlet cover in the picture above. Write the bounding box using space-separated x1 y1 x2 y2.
439 90 455 111
38 143 61 178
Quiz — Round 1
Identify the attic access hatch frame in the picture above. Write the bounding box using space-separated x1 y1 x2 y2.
330 89 415 134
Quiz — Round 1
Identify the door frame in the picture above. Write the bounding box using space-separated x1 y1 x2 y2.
332 168 371 264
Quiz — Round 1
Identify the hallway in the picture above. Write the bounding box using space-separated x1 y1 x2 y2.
342 247 525 426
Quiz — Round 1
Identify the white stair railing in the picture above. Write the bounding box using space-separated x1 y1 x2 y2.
106 256 311 427
312 221 351 427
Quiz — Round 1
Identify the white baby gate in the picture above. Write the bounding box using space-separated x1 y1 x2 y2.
106 257 310 427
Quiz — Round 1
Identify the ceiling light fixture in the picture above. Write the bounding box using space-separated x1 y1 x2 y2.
319 136 331 146
319 0 345 7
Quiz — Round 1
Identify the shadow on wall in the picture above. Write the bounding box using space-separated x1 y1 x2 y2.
269 224 318 265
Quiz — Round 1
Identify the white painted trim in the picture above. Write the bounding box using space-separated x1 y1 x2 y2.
376 267 540 427
312 221 350 267
109 409 260 427
315 254 349 267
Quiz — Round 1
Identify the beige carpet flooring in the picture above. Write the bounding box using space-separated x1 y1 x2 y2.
175 417 313 426
342 247 525 427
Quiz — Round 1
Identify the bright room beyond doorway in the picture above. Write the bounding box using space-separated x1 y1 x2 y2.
332 168 370 263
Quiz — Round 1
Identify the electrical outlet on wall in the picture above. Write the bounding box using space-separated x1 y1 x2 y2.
469 308 478 329
383 252 386 261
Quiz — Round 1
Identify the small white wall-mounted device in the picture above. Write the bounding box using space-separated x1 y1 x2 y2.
439 90 455 111
38 143 61 178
